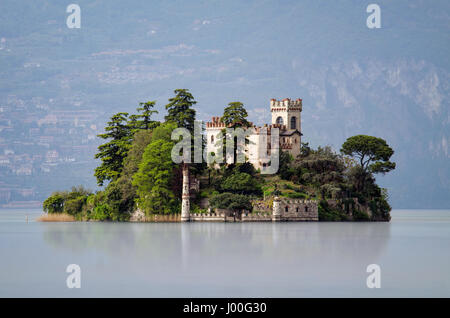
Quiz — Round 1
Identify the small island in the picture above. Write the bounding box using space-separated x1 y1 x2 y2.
41 89 395 222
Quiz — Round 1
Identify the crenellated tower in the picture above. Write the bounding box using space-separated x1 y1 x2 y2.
205 97 303 170
270 98 302 132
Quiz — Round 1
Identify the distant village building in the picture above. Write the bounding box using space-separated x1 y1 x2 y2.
206 98 303 169
45 150 59 163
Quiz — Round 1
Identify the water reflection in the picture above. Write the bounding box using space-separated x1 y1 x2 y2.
4 210 450 297
42 222 391 278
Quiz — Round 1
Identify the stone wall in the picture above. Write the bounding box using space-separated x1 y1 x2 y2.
241 212 272 222
190 212 225 222
130 198 319 222
278 198 319 221
190 198 318 222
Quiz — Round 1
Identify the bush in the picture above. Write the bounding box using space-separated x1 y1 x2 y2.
221 172 262 195
92 204 111 221
210 192 253 213
318 200 348 221
104 180 134 221
368 197 391 221
286 192 307 199
352 209 370 221
43 186 92 216
64 196 87 215
43 193 65 213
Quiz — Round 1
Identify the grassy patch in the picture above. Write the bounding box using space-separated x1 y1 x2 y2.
37 213 76 222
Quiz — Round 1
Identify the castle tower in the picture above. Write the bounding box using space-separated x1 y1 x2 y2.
272 196 282 222
270 98 302 131
181 164 190 222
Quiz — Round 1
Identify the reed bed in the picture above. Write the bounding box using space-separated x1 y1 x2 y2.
37 213 76 222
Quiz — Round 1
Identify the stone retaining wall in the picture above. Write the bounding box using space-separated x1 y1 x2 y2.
131 198 319 222
277 198 319 221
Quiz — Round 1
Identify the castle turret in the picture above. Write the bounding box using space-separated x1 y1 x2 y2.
270 98 302 131
272 196 282 222
181 164 190 222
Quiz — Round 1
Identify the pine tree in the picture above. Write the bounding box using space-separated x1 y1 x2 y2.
94 112 133 186
165 89 197 132
216 102 251 167
129 101 159 131
221 102 250 128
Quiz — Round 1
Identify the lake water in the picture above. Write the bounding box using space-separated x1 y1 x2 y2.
0 209 449 297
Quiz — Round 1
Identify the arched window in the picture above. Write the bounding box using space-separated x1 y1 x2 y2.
290 116 297 129
276 116 284 125
305 206 308 212
285 206 289 212
210 135 214 143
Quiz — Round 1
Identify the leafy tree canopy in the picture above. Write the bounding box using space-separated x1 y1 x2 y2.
209 192 253 213
43 193 64 213
121 129 153 179
341 135 396 175
132 122 179 214
221 171 262 195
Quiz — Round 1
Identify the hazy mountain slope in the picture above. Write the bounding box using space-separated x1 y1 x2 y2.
0 0 448 207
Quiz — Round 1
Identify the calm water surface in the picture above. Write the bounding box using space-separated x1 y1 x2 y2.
0 209 449 297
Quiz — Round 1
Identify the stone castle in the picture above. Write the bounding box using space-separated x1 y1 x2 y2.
178 98 319 222
205 98 303 170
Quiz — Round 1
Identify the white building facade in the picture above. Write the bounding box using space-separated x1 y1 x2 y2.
206 98 303 170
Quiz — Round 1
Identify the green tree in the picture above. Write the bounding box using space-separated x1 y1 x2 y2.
165 89 197 132
94 112 133 186
132 122 179 214
165 89 206 178
300 142 312 157
216 102 251 167
103 179 134 221
278 151 294 180
209 192 253 214
64 196 86 216
43 193 64 213
121 129 153 178
129 101 159 131
221 171 261 195
220 102 250 128
341 135 396 191
292 146 345 198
